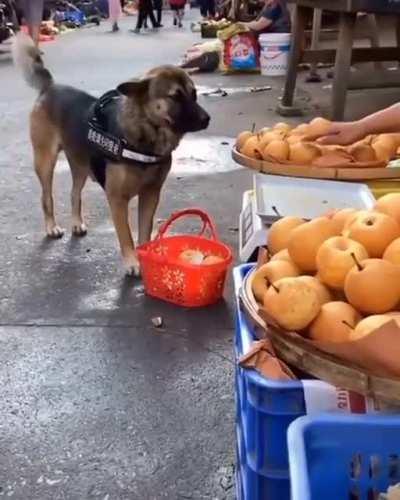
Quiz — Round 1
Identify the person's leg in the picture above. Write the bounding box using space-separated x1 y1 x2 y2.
134 0 146 31
199 0 207 18
154 0 162 25
108 0 122 31
24 0 44 47
208 0 215 18
177 8 183 27
144 0 158 28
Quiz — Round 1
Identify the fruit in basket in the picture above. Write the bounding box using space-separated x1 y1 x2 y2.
179 249 204 265
306 117 332 138
374 134 398 153
259 130 285 144
270 248 294 263
251 261 300 302
274 122 291 133
268 216 305 255
347 143 376 162
371 137 396 162
240 136 262 159
344 258 400 314
375 193 400 225
325 208 358 234
316 236 369 290
236 131 253 151
288 142 321 164
383 237 400 265
343 211 400 258
202 255 224 265
263 139 290 162
287 134 305 144
287 217 338 272
350 314 400 341
309 301 362 342
298 276 332 305
258 127 271 136
291 123 309 136
263 277 321 331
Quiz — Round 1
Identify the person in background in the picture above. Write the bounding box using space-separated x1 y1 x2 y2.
108 0 122 31
243 0 290 35
199 0 215 21
134 0 159 32
19 0 44 47
153 0 163 27
316 104 400 145
170 0 185 27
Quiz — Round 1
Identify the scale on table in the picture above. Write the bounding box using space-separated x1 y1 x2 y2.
239 174 376 262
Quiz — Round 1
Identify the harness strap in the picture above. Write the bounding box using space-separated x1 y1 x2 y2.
87 89 168 166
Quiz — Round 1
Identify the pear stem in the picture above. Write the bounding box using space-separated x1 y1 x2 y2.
351 252 363 271
272 206 281 217
251 122 256 133
271 283 279 293
342 320 354 330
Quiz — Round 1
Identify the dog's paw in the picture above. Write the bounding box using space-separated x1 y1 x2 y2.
46 225 64 239
124 257 141 277
72 223 88 237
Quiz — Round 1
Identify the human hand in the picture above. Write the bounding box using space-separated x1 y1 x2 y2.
316 121 366 146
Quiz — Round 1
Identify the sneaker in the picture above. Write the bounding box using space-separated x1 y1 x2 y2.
173 17 177 25
130 28 140 33
112 22 119 32
178 21 183 27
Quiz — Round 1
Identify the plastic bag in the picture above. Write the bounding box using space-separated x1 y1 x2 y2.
221 32 259 73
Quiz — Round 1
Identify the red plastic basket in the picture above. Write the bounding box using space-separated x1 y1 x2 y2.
137 209 233 307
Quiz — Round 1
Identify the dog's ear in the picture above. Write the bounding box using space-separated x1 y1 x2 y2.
117 78 151 98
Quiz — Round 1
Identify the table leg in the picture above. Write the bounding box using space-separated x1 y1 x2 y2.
367 14 381 71
331 12 356 121
278 4 308 116
307 8 322 82
396 16 400 67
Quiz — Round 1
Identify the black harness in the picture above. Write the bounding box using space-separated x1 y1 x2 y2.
87 90 169 188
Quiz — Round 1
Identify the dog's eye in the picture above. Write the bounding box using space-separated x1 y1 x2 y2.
169 90 182 101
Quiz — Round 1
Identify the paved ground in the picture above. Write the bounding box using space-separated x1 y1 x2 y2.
1 9 400 500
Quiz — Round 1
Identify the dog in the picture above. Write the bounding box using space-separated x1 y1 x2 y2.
13 34 210 275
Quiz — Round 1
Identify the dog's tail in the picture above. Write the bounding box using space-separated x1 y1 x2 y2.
12 33 53 92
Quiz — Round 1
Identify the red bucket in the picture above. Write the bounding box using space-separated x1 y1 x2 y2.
137 209 233 307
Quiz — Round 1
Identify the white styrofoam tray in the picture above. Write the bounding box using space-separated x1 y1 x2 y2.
254 174 375 223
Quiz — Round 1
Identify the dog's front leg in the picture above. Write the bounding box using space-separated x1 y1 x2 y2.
138 184 162 246
107 194 140 276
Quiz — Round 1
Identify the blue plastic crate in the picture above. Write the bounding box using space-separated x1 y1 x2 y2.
234 264 314 500
288 414 400 500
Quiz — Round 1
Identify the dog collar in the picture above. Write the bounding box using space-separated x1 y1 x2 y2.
87 90 167 165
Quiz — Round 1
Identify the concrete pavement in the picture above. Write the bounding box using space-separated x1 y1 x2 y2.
1 9 400 499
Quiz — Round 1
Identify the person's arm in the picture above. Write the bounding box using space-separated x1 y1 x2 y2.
243 16 272 31
318 103 400 145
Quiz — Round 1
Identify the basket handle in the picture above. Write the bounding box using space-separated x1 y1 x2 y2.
156 208 218 241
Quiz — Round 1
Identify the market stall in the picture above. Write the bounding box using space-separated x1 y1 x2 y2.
232 119 400 500
279 0 400 120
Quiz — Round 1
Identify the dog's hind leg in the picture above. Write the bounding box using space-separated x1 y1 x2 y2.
67 157 89 237
31 110 63 238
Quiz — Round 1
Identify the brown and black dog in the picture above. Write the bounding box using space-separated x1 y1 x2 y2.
13 34 210 275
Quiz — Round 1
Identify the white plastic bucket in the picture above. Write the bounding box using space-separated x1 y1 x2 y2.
259 33 291 76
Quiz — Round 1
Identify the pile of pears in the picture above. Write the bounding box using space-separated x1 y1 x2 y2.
236 118 400 165
252 192 400 343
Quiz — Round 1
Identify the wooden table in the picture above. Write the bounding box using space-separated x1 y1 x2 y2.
278 0 400 121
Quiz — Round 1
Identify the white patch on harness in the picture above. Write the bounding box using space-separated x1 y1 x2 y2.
121 149 159 163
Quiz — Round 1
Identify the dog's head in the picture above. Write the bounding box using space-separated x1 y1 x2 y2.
117 65 210 134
